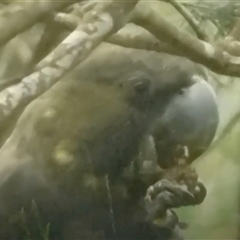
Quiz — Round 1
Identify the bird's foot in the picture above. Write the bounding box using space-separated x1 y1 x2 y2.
144 177 206 222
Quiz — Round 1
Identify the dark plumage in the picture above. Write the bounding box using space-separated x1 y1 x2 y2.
0 44 218 239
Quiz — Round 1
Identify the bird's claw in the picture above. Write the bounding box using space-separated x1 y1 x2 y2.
144 179 206 221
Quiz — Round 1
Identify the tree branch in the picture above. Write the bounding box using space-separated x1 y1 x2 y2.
132 2 240 78
166 0 208 41
0 0 75 47
108 26 179 56
55 2 240 78
216 18 240 57
54 12 180 56
36 0 138 70
0 0 139 124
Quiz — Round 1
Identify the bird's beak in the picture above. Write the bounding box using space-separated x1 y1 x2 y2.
191 75 217 100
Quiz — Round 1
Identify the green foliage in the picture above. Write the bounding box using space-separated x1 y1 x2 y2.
10 201 51 240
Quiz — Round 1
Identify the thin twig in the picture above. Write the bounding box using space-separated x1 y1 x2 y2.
167 0 208 41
